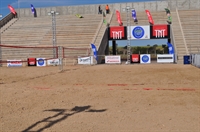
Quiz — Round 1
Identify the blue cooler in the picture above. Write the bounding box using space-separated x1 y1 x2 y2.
183 55 191 64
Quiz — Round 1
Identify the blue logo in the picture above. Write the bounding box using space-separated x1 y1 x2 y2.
142 55 149 63
38 58 44 66
132 26 144 39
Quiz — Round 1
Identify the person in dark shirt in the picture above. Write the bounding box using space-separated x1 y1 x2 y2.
98 5 102 14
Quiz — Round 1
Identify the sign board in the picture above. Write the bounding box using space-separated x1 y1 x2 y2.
47 59 60 66
7 60 22 67
105 56 121 64
28 58 36 66
131 54 140 63
108 26 127 40
157 54 174 63
78 56 93 64
150 25 170 39
140 54 151 64
36 58 46 67
128 26 150 40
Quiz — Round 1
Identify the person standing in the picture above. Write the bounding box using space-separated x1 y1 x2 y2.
98 5 102 14
105 4 109 14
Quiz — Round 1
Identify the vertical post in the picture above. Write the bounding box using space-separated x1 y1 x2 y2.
48 10 59 58
0 14 2 67
52 13 56 58
126 7 131 64
58 46 63 71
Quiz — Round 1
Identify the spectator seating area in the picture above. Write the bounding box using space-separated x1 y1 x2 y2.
1 9 200 65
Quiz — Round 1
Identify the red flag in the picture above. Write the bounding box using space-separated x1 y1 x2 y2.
8 5 16 15
116 10 123 26
145 10 154 25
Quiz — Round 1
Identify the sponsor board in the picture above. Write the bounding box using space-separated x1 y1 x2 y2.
36 58 46 67
78 56 93 64
28 58 36 66
47 59 60 66
108 26 127 40
150 25 170 39
131 54 140 63
157 54 174 63
140 54 151 64
7 60 22 67
105 56 121 64
129 26 150 39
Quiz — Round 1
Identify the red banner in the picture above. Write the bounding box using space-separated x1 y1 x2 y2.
8 5 16 15
116 10 123 26
152 25 168 38
110 26 125 39
145 10 154 25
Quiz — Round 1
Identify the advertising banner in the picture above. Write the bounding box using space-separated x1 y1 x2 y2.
132 9 138 22
140 54 151 64
128 26 150 40
78 56 93 65
47 59 60 66
150 25 170 39
28 58 36 66
91 44 98 61
7 60 22 67
167 42 174 54
145 10 154 25
131 54 140 63
8 5 16 15
116 10 123 26
105 56 121 64
36 58 46 67
157 54 174 63
108 26 127 40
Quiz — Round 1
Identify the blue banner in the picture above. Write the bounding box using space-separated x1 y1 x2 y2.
91 44 98 61
132 9 137 21
167 42 174 54
30 4 35 14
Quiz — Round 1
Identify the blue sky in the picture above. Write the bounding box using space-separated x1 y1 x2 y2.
0 0 157 18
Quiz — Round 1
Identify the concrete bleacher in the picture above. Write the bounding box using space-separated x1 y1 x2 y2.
170 9 200 64
1 14 103 65
178 10 200 54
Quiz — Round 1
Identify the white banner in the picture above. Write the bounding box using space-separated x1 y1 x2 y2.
47 59 60 66
105 56 121 64
78 56 93 64
7 60 22 67
157 54 174 63
36 58 46 67
140 54 151 64
128 26 150 39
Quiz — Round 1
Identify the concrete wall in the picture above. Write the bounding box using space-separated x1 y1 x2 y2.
16 0 200 17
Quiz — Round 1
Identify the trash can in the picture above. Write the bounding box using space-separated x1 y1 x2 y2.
183 55 191 64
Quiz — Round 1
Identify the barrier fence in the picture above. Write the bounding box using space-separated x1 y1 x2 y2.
0 44 91 70
191 54 200 68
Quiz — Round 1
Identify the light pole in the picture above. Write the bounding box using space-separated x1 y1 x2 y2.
0 14 2 67
122 6 132 64
48 10 59 58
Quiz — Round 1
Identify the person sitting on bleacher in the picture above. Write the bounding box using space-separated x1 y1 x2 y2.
75 14 83 18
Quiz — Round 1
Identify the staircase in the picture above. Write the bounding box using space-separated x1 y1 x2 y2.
170 10 188 64
178 10 200 54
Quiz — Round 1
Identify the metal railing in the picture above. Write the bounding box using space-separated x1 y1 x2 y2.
176 8 189 55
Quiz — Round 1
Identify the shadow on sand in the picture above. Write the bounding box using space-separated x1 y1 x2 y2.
22 105 107 132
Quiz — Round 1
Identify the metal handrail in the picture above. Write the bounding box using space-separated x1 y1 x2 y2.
176 8 189 55
91 13 104 44
170 18 177 63
97 10 114 46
